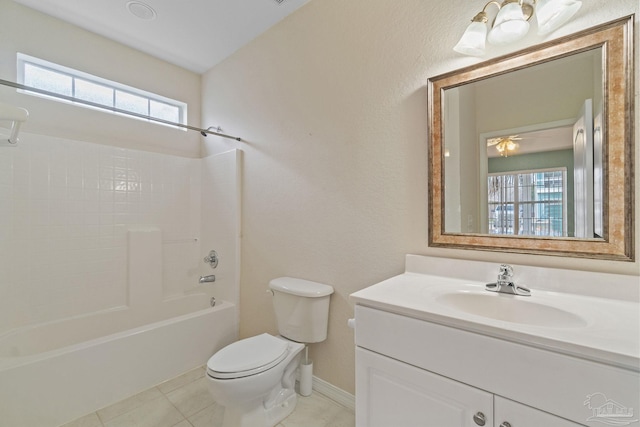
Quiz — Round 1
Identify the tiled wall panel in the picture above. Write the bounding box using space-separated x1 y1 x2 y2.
0 133 201 332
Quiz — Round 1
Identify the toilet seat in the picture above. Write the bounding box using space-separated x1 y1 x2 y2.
207 333 289 379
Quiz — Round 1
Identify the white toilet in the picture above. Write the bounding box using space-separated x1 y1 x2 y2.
206 277 334 427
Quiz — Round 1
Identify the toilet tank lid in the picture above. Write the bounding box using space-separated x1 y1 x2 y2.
269 277 334 297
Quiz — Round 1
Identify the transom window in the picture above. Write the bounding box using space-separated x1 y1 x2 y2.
17 53 187 126
488 168 567 237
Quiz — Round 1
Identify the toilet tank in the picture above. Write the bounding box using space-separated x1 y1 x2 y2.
269 277 334 343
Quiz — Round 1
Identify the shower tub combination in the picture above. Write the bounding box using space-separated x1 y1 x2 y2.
0 293 237 427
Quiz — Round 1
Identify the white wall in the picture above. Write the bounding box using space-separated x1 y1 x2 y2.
0 0 202 158
201 0 639 395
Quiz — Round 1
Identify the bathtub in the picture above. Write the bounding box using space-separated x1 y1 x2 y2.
0 294 237 427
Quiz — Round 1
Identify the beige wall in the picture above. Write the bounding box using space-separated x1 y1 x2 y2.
0 0 202 158
201 0 639 395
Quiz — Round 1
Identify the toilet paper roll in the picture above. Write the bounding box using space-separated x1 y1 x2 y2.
299 360 313 397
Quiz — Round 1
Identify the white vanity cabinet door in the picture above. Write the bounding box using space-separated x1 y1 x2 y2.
494 396 585 427
356 348 493 427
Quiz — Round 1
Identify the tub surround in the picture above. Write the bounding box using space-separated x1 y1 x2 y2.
0 213 240 427
128 228 164 307
199 149 243 307
0 133 202 333
0 134 242 426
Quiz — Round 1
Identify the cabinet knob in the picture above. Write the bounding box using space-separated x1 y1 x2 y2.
499 423 512 427
473 412 486 426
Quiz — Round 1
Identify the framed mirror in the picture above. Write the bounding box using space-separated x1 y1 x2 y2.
428 16 634 261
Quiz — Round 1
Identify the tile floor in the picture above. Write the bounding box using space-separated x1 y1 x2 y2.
61 366 355 427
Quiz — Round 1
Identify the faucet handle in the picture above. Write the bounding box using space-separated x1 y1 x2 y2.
513 283 531 296
204 250 219 269
498 264 513 280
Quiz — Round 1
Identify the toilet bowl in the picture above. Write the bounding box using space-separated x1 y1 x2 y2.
206 277 334 427
206 334 304 427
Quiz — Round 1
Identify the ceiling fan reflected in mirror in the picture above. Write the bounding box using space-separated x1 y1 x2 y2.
487 135 522 156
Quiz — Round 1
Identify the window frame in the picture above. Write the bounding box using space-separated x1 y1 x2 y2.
488 167 568 237
17 53 187 128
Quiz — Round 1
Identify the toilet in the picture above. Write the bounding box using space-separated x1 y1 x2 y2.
206 277 334 427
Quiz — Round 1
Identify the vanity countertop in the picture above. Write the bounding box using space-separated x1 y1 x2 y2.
351 271 640 372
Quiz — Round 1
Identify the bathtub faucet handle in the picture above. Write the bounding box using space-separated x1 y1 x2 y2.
204 250 219 269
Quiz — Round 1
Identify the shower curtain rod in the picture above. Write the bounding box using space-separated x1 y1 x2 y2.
0 78 241 141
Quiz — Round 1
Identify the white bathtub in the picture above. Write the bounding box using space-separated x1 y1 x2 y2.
0 294 237 427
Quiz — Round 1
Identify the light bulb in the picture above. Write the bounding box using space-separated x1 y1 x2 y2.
536 0 582 35
454 21 488 56
454 11 489 56
488 2 530 45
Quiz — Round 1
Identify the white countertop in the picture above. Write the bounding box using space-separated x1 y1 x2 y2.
351 271 640 372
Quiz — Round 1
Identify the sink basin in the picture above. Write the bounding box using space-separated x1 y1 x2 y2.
436 292 589 328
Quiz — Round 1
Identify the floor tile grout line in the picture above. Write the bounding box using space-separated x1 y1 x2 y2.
95 408 108 426
99 391 175 427
171 418 195 427
184 401 218 423
158 391 191 424
95 386 163 424
87 411 105 427
156 368 206 396
158 376 215 421
162 391 192 422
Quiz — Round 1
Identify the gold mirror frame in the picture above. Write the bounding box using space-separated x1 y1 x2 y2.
428 16 634 261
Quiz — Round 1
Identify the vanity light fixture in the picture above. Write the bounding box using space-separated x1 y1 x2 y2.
454 0 582 56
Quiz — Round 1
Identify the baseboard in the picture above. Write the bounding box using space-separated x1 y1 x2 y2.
295 368 355 412
310 376 355 412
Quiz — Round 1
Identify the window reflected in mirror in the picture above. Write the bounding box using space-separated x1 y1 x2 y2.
488 169 567 237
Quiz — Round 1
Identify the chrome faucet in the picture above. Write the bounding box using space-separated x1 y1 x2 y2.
486 264 530 296
199 249 218 284
199 274 216 284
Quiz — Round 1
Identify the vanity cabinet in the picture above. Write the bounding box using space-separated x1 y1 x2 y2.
357 347 582 427
354 305 638 427
494 397 583 427
356 347 493 427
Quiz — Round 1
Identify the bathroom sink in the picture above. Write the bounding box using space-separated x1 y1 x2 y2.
435 292 589 328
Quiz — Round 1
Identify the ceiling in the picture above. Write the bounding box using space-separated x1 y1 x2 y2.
12 0 311 74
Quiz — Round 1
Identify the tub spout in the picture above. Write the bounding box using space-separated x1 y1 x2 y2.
199 275 216 284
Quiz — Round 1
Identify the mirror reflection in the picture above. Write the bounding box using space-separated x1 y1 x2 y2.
442 48 603 240
428 16 633 260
